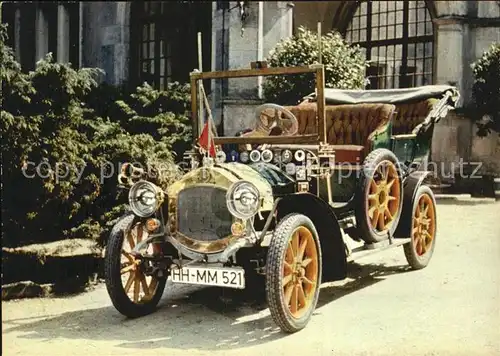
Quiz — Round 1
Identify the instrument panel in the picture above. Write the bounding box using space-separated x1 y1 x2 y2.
215 146 320 181
184 143 336 184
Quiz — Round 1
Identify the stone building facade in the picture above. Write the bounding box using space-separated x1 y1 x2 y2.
2 1 500 176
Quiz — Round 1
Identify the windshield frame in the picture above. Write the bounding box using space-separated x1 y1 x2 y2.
189 64 327 145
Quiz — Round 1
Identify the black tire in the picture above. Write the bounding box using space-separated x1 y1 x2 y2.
404 185 437 270
355 148 403 243
266 213 322 333
104 214 167 318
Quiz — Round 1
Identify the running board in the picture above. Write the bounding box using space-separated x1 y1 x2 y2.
347 238 411 262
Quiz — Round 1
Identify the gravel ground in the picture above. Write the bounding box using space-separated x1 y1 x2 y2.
3 200 500 356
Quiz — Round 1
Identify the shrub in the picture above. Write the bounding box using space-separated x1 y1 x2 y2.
0 23 191 247
263 26 368 104
471 42 500 136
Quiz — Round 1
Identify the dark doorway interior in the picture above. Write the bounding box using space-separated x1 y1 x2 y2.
130 1 212 89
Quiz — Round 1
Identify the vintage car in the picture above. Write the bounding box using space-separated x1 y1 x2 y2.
104 63 459 333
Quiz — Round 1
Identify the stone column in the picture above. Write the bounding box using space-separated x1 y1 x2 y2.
57 5 70 63
435 21 465 107
220 1 294 135
81 2 129 85
35 7 49 61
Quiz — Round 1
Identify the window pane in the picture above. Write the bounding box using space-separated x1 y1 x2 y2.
425 20 433 35
352 29 359 43
380 13 387 27
150 2 160 15
345 0 434 88
388 12 395 26
167 58 172 77
360 1 367 15
408 8 417 23
379 1 387 13
424 72 432 85
160 57 165 76
149 41 154 58
379 46 387 63
396 10 403 23
425 42 433 57
417 22 426 36
387 25 395 40
166 41 172 57
409 22 417 37
380 26 387 39
418 43 426 59
408 43 416 59
149 23 155 41
396 24 403 38
424 58 432 73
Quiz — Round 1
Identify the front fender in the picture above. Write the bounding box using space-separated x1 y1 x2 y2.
394 171 432 238
108 213 137 241
276 193 347 282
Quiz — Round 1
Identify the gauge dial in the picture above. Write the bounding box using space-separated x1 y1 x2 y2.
281 149 293 163
261 149 273 163
215 150 227 164
294 149 306 162
285 162 296 175
240 151 249 163
249 150 261 162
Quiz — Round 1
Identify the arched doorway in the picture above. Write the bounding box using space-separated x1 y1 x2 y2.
129 1 212 89
344 1 434 89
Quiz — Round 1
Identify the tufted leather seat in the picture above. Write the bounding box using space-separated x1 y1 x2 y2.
392 98 438 135
285 102 396 162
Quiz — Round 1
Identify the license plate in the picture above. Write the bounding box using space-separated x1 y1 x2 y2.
170 265 245 289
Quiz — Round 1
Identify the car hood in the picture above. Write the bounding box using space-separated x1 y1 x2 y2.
166 162 276 211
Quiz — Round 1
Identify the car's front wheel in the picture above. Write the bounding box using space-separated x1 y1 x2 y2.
104 214 167 318
266 214 322 333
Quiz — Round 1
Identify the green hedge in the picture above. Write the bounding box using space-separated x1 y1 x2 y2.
0 24 191 247
471 42 500 136
263 26 368 105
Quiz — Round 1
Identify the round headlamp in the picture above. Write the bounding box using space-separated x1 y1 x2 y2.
128 180 164 218
226 181 261 220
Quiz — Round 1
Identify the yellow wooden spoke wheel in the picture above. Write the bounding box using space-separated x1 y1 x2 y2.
119 224 162 304
105 215 167 318
266 214 322 333
404 185 437 269
356 149 403 243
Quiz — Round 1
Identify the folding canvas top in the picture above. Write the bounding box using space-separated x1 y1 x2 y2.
306 85 460 106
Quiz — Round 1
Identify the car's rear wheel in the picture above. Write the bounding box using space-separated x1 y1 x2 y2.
105 215 167 318
266 214 322 333
356 149 403 243
404 185 437 269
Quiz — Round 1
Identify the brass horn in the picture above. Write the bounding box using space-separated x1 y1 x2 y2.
118 163 146 186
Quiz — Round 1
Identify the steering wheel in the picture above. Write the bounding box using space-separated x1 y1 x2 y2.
254 104 299 137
